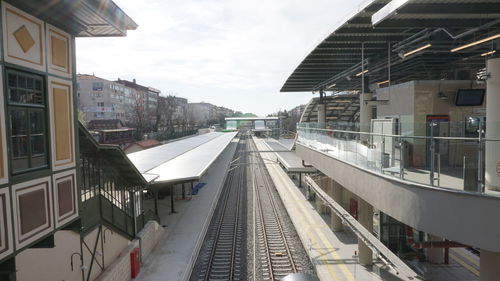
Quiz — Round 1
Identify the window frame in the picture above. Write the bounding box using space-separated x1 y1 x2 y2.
5 68 49 175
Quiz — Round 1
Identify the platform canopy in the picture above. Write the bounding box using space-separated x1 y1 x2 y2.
128 132 224 173
8 0 138 37
281 0 500 92
128 132 238 185
264 139 316 173
225 117 279 121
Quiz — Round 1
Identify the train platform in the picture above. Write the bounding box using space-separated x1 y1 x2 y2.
254 137 397 281
134 137 239 281
262 138 316 173
254 137 480 281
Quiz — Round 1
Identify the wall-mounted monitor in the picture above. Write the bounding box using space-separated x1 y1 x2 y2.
455 89 485 106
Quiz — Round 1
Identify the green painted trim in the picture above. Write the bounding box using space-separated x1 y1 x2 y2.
4 68 52 184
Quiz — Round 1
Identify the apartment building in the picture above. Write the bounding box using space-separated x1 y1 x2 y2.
77 74 132 123
188 102 234 127
172 96 188 121
116 78 160 129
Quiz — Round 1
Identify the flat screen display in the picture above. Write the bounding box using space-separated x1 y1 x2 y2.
455 89 485 106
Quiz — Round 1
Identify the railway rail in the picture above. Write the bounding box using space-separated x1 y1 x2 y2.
250 137 301 281
191 132 310 281
196 134 247 281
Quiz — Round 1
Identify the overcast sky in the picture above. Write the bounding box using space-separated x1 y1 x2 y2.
75 0 364 116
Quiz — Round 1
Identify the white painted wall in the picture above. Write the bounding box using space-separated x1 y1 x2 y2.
16 227 129 281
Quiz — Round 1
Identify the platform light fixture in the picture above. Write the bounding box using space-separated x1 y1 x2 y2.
403 43 432 57
355 69 368 77
377 80 390 85
451 34 500 53
481 50 496 57
326 83 336 89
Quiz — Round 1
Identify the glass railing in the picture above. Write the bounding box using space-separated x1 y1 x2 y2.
297 122 500 196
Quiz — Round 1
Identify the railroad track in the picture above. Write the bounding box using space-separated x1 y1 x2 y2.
197 134 247 281
192 133 308 281
250 138 299 280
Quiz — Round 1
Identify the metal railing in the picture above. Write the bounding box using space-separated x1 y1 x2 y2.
297 122 500 195
80 152 145 238
305 175 420 281
79 123 153 238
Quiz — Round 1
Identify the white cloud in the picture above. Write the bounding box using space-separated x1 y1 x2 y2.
76 0 363 115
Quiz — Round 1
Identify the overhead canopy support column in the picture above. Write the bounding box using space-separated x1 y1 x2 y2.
171 185 177 214
317 90 326 128
330 179 343 232
358 198 373 265
360 42 372 142
481 249 500 281
486 57 500 191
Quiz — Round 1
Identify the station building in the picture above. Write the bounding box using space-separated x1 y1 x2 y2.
0 1 167 281
225 116 280 137
281 0 500 280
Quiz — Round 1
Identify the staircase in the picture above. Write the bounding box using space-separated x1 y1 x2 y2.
78 123 155 239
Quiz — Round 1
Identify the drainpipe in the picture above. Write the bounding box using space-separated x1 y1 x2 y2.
405 226 467 248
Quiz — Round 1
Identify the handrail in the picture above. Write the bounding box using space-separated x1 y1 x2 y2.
305 175 420 281
297 125 500 142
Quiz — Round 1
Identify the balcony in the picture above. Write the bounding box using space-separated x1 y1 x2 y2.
296 122 500 251
297 122 496 195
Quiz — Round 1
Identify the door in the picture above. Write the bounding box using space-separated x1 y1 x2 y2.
426 115 449 167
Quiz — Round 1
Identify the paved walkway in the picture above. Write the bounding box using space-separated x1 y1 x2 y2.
135 138 239 281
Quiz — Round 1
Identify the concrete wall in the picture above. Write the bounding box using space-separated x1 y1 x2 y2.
297 143 500 252
137 221 165 260
95 240 139 281
16 221 164 281
17 230 81 281
95 221 164 281
375 80 486 167
376 81 415 120
16 227 129 281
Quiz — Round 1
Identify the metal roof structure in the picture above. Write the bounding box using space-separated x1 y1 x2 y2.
300 93 360 123
281 0 500 92
8 0 137 37
146 132 238 184
128 132 238 185
225 117 279 121
128 132 224 173
264 139 317 173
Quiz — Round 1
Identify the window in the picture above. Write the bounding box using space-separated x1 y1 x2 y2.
465 116 486 139
7 69 48 174
92 82 103 91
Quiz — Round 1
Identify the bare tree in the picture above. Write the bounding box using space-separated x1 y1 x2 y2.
156 95 177 134
131 92 149 136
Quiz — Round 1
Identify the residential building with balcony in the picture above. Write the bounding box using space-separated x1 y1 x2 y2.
116 78 160 129
187 102 215 127
77 74 132 123
172 96 188 122
188 102 235 128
